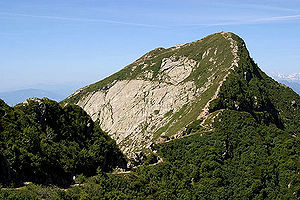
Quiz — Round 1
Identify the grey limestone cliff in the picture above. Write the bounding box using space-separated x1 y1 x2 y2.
64 32 242 157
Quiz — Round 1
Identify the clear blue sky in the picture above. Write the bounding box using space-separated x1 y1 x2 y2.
0 0 299 92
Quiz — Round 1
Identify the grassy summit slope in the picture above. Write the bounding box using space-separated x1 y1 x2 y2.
62 32 233 105
209 33 300 136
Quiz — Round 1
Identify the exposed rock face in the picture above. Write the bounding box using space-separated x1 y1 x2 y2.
64 32 242 157
78 70 198 155
159 56 196 84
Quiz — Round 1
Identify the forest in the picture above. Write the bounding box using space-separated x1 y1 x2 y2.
1 107 299 199
0 98 126 187
0 33 299 198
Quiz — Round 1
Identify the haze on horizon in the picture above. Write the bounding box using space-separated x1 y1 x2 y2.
0 0 300 93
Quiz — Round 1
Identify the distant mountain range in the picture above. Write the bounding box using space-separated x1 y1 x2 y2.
0 82 89 106
274 72 300 81
271 72 300 94
0 89 63 106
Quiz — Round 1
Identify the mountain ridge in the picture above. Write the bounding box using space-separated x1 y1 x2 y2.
62 32 299 159
1 32 299 199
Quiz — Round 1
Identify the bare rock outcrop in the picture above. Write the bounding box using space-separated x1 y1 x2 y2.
77 58 199 156
65 32 243 157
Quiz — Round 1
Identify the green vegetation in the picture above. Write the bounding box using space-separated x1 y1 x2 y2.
0 98 126 187
1 110 298 199
209 34 300 135
61 32 250 143
61 32 233 105
1 32 299 199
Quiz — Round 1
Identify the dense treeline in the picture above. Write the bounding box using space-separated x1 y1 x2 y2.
1 110 298 199
0 98 126 187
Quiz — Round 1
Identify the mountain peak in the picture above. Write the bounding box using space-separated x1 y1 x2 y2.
62 32 299 158
61 32 249 156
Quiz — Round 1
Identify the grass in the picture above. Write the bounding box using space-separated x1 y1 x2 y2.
62 32 234 105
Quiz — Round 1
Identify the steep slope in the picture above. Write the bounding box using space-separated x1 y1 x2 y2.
63 32 299 158
2 33 299 199
208 34 300 136
62 32 238 156
0 98 126 186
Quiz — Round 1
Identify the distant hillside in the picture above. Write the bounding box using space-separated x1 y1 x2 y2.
0 89 63 106
270 72 300 95
0 82 89 106
277 80 300 95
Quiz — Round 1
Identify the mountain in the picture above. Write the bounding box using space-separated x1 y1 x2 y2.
63 32 299 158
274 72 300 81
270 73 300 95
1 32 299 198
278 80 300 95
0 98 126 187
0 89 63 106
63 32 240 157
0 82 89 106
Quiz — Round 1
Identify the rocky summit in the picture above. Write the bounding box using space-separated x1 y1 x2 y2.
62 32 299 158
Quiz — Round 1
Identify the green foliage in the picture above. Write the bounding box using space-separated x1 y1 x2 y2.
1 32 299 199
3 110 298 199
143 152 158 165
185 119 203 134
0 98 126 187
75 174 86 184
209 36 300 135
